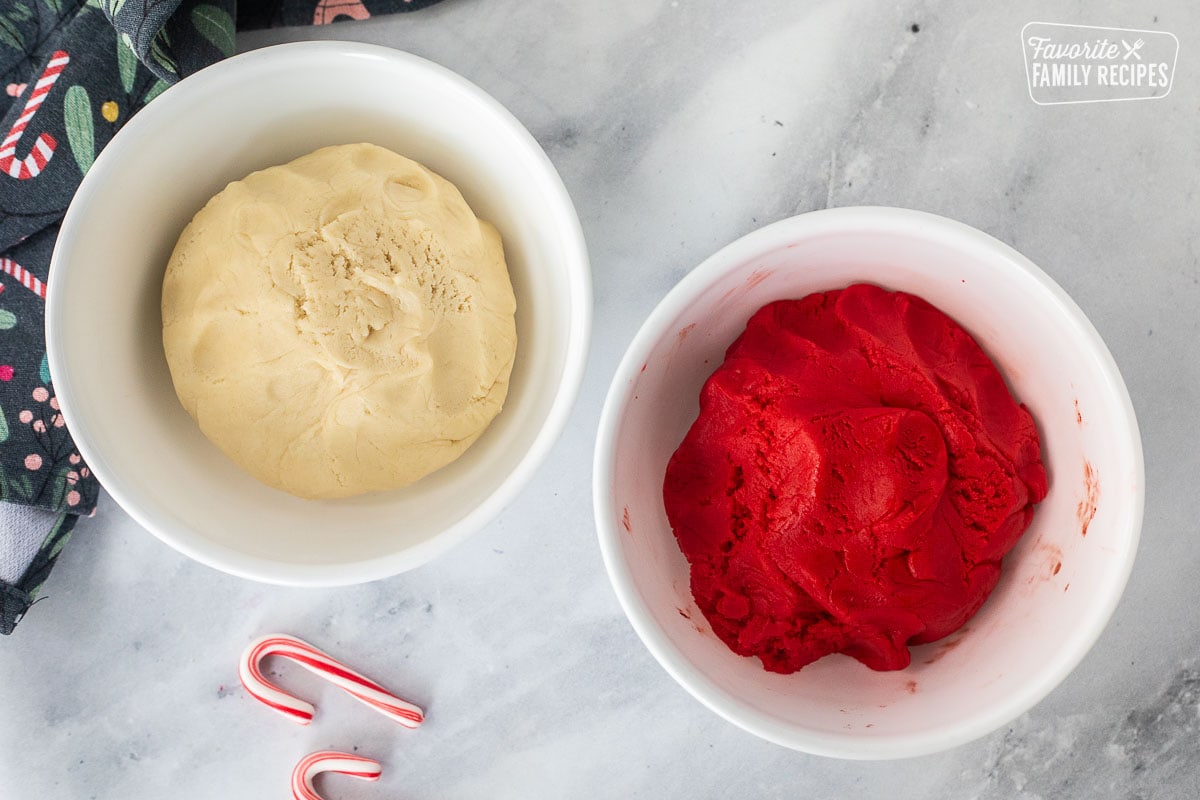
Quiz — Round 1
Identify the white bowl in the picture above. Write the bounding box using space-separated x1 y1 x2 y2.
47 42 590 586
594 207 1142 759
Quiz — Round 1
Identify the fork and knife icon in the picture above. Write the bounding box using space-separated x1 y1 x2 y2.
1121 38 1145 60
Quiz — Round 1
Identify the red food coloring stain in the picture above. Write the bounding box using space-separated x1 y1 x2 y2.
676 323 697 345
1033 542 1064 584
865 723 875 728
744 269 773 290
1064 583 1070 593
905 680 918 694
1078 460 1099 536
640 363 647 373
678 607 704 634
1074 397 1083 426
621 506 632 533
922 629 969 664
719 269 775 305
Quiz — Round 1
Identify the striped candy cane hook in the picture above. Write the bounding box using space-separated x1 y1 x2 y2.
239 634 425 728
291 751 381 800
0 51 69 180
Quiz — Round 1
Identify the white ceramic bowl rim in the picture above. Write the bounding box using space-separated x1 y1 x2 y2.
48 41 592 586
594 206 1144 759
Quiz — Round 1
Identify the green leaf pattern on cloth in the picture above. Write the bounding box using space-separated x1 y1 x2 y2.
40 513 72 566
0 16 23 53
191 4 234 58
0 464 34 505
142 77 169 104
148 27 178 76
116 35 137 94
47 467 66 510
63 84 95 176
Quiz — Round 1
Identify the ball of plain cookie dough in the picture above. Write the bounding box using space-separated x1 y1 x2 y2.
162 143 517 499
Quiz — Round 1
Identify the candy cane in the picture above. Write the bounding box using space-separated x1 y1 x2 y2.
0 50 69 180
291 751 381 800
0 257 47 299
239 634 424 728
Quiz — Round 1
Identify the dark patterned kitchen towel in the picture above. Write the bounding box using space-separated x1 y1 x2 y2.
0 0 444 635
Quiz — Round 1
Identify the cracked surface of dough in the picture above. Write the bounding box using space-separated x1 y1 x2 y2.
162 143 517 499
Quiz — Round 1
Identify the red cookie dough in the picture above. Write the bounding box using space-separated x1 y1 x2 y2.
663 284 1048 674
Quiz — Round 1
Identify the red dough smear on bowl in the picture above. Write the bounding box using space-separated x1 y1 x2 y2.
663 283 1048 674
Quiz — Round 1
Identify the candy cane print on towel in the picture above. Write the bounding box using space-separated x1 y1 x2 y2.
0 51 69 180
239 634 425 727
0 258 47 299
291 751 382 800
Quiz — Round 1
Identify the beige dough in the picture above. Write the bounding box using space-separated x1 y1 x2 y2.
162 143 517 499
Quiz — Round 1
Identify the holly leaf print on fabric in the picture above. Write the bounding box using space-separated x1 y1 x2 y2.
116 35 137 94
0 14 24 52
42 517 71 563
142 77 169 104
48 467 66 509
0 310 15 329
0 462 34 504
0 405 9 444
148 28 178 75
38 353 50 385
63 84 95 175
190 4 235 58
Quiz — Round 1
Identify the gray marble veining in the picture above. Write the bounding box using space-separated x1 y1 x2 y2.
3 0 1199 797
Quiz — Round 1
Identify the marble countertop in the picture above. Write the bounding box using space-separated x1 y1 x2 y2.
3 0 1198 796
